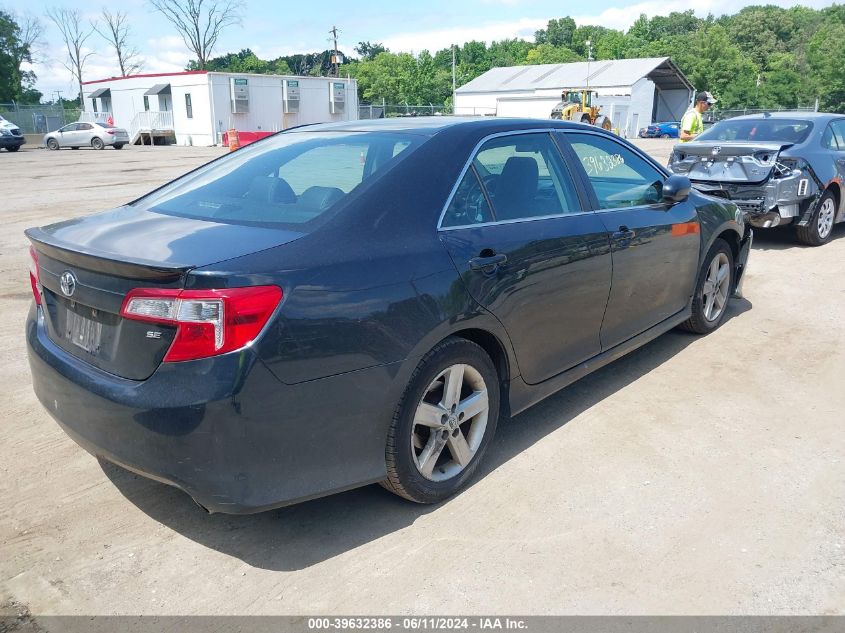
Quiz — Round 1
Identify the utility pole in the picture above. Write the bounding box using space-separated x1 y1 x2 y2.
329 25 340 77
452 44 456 114
585 39 593 92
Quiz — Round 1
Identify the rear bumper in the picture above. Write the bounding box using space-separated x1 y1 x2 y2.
26 304 391 513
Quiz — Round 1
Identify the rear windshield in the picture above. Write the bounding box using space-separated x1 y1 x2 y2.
697 118 813 143
96 122 117 128
132 131 422 229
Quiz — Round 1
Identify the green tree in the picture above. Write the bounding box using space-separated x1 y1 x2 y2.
807 22 845 111
0 10 36 103
535 17 577 48
523 43 579 65
354 41 386 61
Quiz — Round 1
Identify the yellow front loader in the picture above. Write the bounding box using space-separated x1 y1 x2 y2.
550 89 612 131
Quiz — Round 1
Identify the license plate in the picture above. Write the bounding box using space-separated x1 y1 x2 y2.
67 311 103 354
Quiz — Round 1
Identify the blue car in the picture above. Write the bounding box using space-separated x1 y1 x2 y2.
639 122 680 139
669 112 845 246
26 117 751 513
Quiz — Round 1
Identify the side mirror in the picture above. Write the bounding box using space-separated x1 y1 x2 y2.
663 175 691 203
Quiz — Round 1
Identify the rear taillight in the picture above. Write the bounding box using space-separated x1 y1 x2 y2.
29 246 41 305
121 286 283 362
105 130 116 135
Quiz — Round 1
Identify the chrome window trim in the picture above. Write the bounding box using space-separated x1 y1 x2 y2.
439 210 595 232
436 128 584 231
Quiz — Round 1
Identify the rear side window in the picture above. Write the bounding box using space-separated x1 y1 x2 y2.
567 133 665 210
133 131 422 229
441 132 580 227
830 120 845 150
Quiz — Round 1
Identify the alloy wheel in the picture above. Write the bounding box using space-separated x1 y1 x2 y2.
702 252 731 322
817 197 835 240
411 363 489 481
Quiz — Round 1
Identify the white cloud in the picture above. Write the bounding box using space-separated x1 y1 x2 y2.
381 18 547 53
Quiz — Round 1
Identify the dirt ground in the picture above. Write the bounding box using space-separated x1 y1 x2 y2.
1 140 843 616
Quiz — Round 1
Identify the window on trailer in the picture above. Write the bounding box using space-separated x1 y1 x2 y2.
185 94 193 119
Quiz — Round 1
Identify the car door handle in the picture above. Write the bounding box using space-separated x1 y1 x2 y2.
469 253 508 272
612 226 636 240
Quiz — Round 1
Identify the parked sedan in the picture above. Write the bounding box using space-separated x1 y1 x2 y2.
44 121 129 150
639 121 680 139
26 118 751 513
668 112 845 245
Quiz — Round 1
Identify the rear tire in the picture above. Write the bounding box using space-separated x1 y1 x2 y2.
113 143 125 149
679 239 735 334
381 337 500 504
580 114 592 125
91 137 105 150
595 115 612 130
796 190 836 246
7 145 19 152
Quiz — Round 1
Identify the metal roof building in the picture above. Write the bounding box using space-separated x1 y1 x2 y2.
454 57 694 137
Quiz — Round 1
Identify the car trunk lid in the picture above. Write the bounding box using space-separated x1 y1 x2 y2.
672 141 794 184
28 206 303 380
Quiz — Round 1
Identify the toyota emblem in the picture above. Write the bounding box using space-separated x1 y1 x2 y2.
60 271 77 297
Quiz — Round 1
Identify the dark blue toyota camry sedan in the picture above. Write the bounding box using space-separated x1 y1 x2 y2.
26 117 752 513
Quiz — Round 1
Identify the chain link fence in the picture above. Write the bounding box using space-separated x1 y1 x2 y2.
0 104 82 134
705 106 816 124
359 104 453 119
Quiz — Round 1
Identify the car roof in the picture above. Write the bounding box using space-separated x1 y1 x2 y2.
287 116 589 137
717 111 841 123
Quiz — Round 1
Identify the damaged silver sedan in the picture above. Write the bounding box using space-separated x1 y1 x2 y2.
668 112 845 246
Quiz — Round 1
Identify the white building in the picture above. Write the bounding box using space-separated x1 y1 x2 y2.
454 57 693 137
82 71 359 146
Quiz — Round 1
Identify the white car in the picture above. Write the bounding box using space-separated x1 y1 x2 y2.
44 121 129 150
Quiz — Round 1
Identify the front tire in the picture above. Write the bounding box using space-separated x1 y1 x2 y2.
7 145 20 152
796 190 836 246
679 239 735 334
91 137 105 150
382 337 500 504
46 138 59 150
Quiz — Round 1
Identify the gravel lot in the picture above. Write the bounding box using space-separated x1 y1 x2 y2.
1 140 843 616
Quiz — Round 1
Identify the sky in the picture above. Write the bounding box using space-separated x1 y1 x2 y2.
9 0 839 101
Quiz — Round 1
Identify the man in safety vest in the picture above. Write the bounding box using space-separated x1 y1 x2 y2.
679 91 717 142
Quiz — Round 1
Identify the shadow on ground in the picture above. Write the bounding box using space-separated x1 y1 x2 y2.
102 298 752 571
750 223 845 251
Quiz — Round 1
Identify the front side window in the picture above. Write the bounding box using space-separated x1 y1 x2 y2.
132 131 422 229
567 133 664 210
